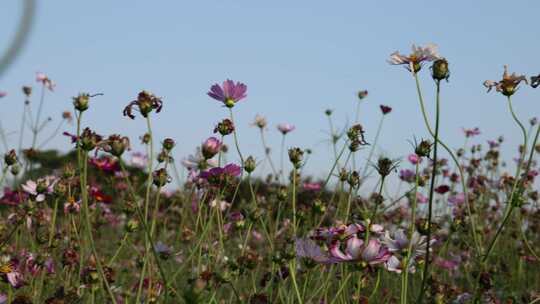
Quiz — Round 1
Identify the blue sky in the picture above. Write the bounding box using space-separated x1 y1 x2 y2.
0 1 539 179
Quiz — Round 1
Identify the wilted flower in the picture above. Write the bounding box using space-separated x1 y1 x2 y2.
36 72 56 91
207 79 247 108
100 134 130 157
288 147 304 168
80 128 102 151
380 105 392 115
214 118 235 136
483 65 528 96
253 114 267 129
63 197 81 214
277 123 295 135
357 90 369 100
123 90 163 119
388 44 440 73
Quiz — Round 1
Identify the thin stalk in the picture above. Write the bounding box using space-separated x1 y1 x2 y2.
414 73 481 256
417 79 441 303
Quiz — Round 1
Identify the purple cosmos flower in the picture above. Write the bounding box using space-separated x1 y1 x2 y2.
0 188 26 206
36 72 56 91
199 163 242 185
207 79 247 107
0 91 7 98
463 127 480 138
448 193 465 205
277 123 295 135
296 238 331 264
399 169 415 183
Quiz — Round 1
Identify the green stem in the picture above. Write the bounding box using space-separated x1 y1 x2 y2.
417 79 441 303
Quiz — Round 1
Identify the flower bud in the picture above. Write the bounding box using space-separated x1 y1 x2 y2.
201 137 222 159
244 156 256 173
431 58 450 81
415 140 432 158
325 109 333 116
162 138 175 151
108 135 130 157
357 90 368 100
10 164 20 176
4 149 17 166
376 157 395 177
73 93 90 112
22 86 32 96
152 168 170 187
288 147 304 169
347 171 360 188
141 133 151 144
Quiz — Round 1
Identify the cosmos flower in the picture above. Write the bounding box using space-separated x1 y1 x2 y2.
123 90 163 119
64 197 81 214
0 91 7 98
463 127 480 138
36 72 56 91
277 123 295 135
252 114 267 129
380 105 392 115
448 193 465 205
199 163 242 185
382 229 435 273
130 152 148 169
295 238 331 264
89 156 119 173
388 44 440 73
201 137 222 159
302 182 321 191
0 188 26 206
329 237 391 265
407 154 422 165
21 176 57 202
483 65 527 96
207 79 247 107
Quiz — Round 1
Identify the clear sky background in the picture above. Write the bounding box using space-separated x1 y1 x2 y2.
0 1 539 181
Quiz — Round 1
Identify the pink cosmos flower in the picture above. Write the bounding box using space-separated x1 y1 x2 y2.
0 91 7 98
21 176 57 202
302 182 321 191
89 156 119 173
36 72 55 91
130 152 148 169
448 193 465 205
416 192 428 204
0 187 26 206
407 154 421 165
388 44 440 72
277 123 295 135
201 137 222 159
207 79 247 107
329 237 391 265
